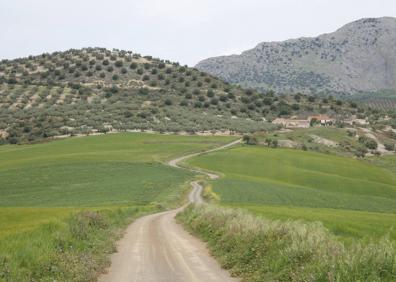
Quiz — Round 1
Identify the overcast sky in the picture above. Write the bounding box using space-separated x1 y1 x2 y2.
1 0 395 66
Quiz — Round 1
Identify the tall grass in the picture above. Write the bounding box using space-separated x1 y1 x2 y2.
177 204 396 282
0 206 155 281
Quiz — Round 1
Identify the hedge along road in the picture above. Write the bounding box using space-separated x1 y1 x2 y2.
99 139 241 282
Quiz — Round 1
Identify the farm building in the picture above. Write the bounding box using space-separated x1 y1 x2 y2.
272 118 310 128
309 115 335 125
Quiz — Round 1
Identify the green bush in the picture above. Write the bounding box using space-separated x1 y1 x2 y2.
384 143 395 151
164 98 172 106
194 101 202 108
358 136 378 150
180 100 188 106
242 134 257 145
138 88 149 95
193 89 200 95
210 98 219 105
68 211 107 240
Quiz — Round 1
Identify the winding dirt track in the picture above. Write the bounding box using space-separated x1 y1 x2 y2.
99 139 241 282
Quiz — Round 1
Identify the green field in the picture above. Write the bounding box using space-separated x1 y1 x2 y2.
188 145 396 240
369 154 396 174
0 133 235 280
0 133 235 232
0 132 234 169
0 208 75 238
1 162 192 207
0 133 235 207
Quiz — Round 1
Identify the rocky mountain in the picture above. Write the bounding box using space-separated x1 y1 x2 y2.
196 17 396 96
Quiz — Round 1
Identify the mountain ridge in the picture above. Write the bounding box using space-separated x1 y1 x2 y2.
196 17 396 95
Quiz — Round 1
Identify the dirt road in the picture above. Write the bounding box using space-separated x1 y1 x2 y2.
99 139 240 282
167 139 242 179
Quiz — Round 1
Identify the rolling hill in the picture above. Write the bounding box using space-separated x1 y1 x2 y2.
179 144 396 281
0 48 370 144
196 17 396 96
0 133 235 280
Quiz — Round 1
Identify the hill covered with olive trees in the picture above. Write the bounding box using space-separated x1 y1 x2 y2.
0 47 368 144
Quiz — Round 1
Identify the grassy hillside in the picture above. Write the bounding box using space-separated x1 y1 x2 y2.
178 205 396 281
369 155 396 174
252 126 396 157
0 48 370 145
0 133 235 224
0 133 234 207
180 144 396 280
0 133 235 280
227 204 396 240
187 145 396 240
